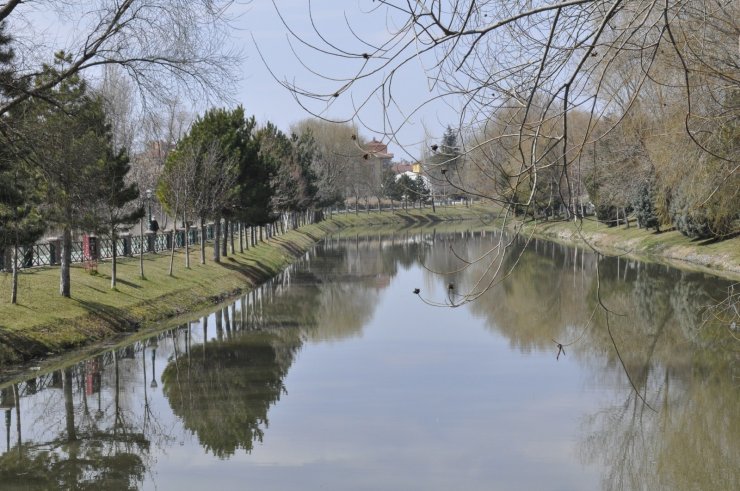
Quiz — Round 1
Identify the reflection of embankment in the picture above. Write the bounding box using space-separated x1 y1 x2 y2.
423 233 598 352
156 234 423 457
579 344 739 491
575 257 739 491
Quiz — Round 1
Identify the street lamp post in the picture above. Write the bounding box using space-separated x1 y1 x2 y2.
146 189 153 230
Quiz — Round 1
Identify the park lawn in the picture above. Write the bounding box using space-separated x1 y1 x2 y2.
0 229 321 363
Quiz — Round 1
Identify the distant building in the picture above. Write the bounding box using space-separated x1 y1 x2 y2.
391 160 423 175
365 138 394 167
138 140 175 168
391 161 413 175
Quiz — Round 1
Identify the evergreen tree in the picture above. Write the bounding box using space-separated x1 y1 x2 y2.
235 116 273 233
290 129 319 213
381 167 401 207
441 125 459 156
633 173 660 232
426 125 462 201
412 176 432 206
0 144 45 304
22 53 112 297
396 174 416 209
0 23 45 303
0 22 19 103
263 127 320 220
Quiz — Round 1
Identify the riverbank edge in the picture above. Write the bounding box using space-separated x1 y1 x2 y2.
0 207 484 369
2 206 737 371
514 218 740 280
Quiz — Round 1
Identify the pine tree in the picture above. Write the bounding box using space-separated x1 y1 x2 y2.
0 23 45 304
0 22 16 96
22 53 112 297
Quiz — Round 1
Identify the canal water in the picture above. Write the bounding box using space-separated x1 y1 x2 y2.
0 229 737 490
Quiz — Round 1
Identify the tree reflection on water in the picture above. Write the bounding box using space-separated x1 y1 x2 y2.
424 232 739 490
162 327 301 458
0 358 151 490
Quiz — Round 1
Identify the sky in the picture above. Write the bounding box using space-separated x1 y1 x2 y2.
233 1 459 161
9 0 459 160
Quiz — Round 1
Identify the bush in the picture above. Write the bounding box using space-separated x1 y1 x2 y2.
595 204 618 227
668 186 736 239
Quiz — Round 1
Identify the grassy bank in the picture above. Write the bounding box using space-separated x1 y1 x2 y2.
517 217 740 279
3 204 735 369
0 206 486 367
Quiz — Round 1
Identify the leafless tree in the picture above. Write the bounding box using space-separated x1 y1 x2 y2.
158 141 204 274
194 142 238 265
291 119 361 210
0 1 242 119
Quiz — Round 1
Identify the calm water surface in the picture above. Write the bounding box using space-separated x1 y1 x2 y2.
0 229 737 490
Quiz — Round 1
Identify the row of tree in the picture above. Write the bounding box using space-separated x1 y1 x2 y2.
270 1 738 242
0 49 145 301
438 74 737 239
0 40 417 305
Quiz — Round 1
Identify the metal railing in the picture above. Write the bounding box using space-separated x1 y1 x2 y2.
0 202 444 272
0 223 232 272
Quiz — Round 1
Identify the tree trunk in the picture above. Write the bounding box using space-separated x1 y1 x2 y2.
239 222 244 253
168 202 178 276
184 212 190 269
230 220 235 253
111 225 118 289
213 220 221 263
221 218 228 258
200 218 206 265
11 240 18 305
139 217 145 279
60 227 72 297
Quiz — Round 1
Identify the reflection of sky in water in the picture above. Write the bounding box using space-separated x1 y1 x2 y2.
0 231 736 491
144 266 603 491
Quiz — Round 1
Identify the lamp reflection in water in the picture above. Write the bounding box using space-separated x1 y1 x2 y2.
149 337 159 389
4 409 9 452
